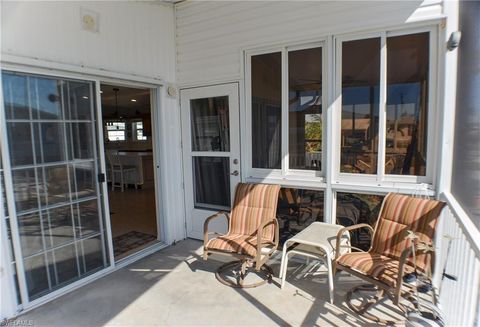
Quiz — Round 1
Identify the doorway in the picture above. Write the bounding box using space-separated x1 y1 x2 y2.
181 83 241 239
100 84 159 260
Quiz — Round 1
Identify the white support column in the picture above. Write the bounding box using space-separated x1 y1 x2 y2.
435 1 459 197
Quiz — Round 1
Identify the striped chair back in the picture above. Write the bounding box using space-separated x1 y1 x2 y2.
371 193 446 272
229 183 281 240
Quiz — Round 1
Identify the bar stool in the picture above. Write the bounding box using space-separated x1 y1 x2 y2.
106 150 137 192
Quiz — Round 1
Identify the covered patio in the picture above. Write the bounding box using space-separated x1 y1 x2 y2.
18 239 405 326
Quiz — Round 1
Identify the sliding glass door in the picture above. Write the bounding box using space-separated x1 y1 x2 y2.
1 71 111 303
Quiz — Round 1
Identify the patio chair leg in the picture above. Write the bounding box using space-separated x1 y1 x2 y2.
346 284 396 325
216 260 273 288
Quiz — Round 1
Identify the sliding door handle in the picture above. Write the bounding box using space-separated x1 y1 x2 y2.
230 170 239 176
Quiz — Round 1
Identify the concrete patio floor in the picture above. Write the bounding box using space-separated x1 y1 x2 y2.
17 239 405 326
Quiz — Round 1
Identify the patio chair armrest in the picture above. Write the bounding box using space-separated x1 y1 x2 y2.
335 223 374 260
203 211 230 247
255 218 279 255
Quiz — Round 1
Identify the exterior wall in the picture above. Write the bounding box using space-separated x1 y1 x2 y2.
0 1 185 320
1 1 175 81
175 0 443 86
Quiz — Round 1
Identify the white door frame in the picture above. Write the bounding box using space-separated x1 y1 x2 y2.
0 63 167 313
181 83 240 240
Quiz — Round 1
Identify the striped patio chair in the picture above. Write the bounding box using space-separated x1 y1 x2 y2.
334 193 446 323
203 183 281 288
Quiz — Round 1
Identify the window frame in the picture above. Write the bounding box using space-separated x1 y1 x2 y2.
333 26 438 186
245 41 327 183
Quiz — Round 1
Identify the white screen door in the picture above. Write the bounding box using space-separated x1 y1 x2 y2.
181 84 240 240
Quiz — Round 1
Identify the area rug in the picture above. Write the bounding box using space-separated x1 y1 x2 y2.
113 231 157 257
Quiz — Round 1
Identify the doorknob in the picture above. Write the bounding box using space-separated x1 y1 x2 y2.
231 170 239 176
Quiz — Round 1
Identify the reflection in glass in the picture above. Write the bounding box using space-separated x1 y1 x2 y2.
276 188 324 245
341 38 380 174
2 72 30 120
18 212 44 257
336 192 384 250
386 33 429 176
190 96 229 152
288 47 322 171
251 52 282 169
7 122 34 167
30 77 63 120
24 254 50 299
67 123 94 160
65 81 92 120
81 235 105 274
70 162 95 200
193 157 230 209
41 165 70 206
35 123 65 164
75 200 100 237
44 205 75 248
52 244 79 285
12 169 40 213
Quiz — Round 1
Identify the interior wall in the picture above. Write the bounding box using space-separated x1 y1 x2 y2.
175 0 443 86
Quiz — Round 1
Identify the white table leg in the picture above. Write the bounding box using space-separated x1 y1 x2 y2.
281 251 291 289
279 241 288 279
326 256 334 304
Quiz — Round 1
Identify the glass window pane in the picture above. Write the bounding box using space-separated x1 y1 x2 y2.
193 157 230 209
18 212 45 257
24 253 50 299
81 235 106 274
29 76 63 120
74 200 100 238
277 188 324 245
52 244 79 285
44 205 75 248
12 168 40 213
341 38 380 174
190 96 229 151
336 192 384 250
288 47 323 171
386 32 429 176
70 162 95 200
251 52 282 169
65 81 92 120
41 165 70 206
67 123 94 160
7 122 34 167
35 122 66 164
2 72 29 120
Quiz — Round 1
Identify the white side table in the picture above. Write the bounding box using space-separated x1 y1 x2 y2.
279 222 350 304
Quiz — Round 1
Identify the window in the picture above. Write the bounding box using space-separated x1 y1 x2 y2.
336 192 384 250
386 32 429 176
106 121 126 141
340 38 380 174
289 47 323 171
338 31 432 179
133 121 147 141
251 52 282 169
277 188 324 245
249 46 324 176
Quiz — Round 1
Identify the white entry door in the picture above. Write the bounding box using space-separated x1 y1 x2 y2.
181 84 240 240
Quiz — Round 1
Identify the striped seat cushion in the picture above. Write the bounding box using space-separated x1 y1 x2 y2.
206 234 275 257
371 193 446 272
206 183 281 258
337 252 415 287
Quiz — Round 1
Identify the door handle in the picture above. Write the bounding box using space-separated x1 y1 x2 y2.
231 170 239 176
